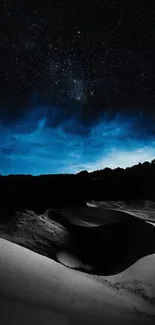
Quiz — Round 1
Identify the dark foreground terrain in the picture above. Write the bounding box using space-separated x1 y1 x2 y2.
0 159 155 218
1 163 155 324
1 205 155 276
1 160 155 276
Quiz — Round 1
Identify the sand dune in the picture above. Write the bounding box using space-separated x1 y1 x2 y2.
86 200 155 223
49 206 155 275
0 238 155 325
1 207 155 276
1 204 155 324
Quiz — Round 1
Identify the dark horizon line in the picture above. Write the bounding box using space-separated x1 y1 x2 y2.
0 158 155 177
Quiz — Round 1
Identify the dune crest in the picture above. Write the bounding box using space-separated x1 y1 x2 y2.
0 238 155 325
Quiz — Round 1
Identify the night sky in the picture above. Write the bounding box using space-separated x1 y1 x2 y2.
0 0 155 175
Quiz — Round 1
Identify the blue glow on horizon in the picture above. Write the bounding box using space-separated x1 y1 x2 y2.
0 105 155 175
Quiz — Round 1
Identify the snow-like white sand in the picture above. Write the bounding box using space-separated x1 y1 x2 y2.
57 250 93 271
86 202 97 208
57 250 82 268
0 238 154 325
146 221 155 227
86 200 155 223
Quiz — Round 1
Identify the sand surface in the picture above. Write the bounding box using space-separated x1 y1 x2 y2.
0 238 155 325
1 202 155 324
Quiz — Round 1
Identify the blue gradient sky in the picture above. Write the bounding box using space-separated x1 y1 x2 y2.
0 105 155 175
1 2 155 175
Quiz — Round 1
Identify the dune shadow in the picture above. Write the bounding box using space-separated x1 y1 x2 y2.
48 207 155 276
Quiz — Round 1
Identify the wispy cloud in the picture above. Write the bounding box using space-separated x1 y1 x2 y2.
0 106 154 175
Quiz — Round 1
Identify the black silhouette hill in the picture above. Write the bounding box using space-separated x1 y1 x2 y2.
0 159 155 218
0 160 155 277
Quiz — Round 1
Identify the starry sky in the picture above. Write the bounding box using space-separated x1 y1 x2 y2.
0 0 155 175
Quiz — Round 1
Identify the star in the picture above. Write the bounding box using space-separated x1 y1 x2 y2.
0 0 155 176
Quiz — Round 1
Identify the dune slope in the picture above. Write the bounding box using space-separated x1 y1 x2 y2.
0 238 155 325
1 207 155 276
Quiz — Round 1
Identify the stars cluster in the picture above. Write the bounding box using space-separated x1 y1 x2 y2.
0 0 155 119
0 0 155 174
